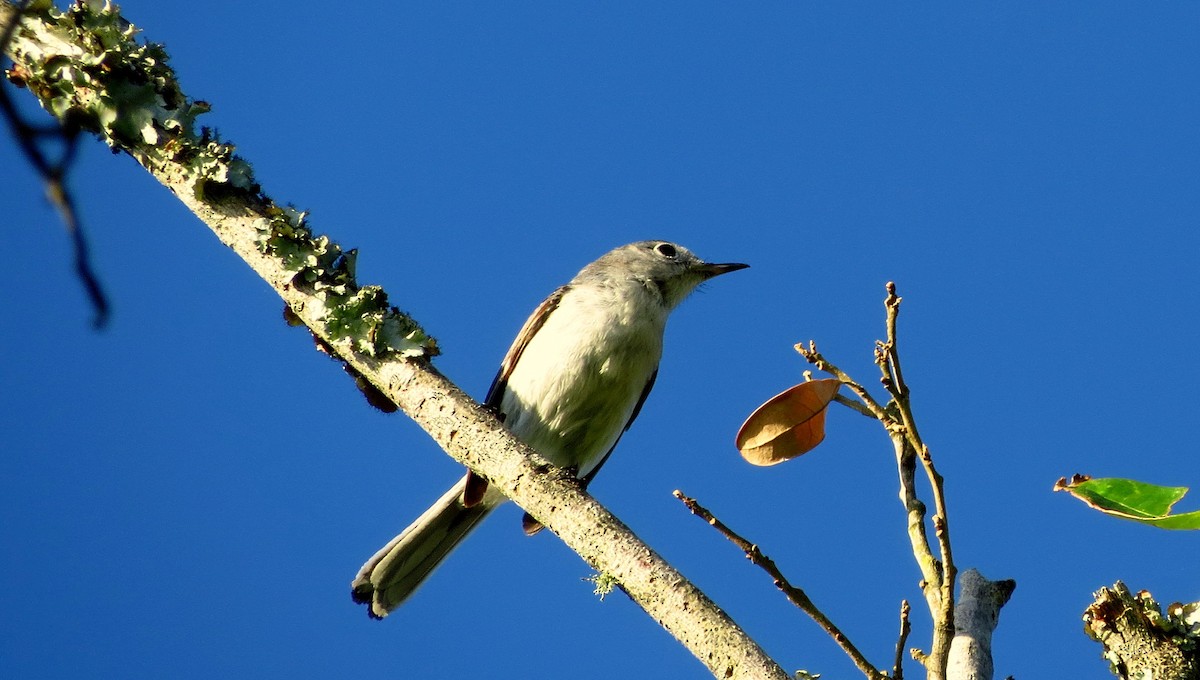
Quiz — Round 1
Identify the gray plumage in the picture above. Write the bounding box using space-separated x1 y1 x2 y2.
351 240 747 618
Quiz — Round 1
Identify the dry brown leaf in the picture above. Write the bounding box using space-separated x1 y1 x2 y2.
736 379 840 466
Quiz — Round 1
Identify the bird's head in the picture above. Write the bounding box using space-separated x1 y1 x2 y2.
577 240 748 310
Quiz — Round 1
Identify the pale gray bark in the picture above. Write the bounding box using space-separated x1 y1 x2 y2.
946 569 1015 680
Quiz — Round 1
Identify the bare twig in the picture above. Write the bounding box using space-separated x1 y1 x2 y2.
833 393 877 419
893 600 911 680
675 490 887 680
876 283 956 672
1 1 109 327
796 283 960 680
795 340 889 421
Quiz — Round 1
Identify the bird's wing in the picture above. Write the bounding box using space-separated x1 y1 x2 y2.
484 285 568 409
463 285 569 507
580 367 658 488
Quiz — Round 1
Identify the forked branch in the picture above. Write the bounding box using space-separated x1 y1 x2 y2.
796 283 957 680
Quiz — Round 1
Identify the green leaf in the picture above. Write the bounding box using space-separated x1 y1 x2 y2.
1054 476 1200 529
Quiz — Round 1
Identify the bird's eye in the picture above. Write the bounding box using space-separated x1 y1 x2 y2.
655 243 677 259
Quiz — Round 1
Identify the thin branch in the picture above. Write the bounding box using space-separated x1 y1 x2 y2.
1 2 109 327
893 600 911 680
889 434 950 677
833 392 878 419
674 490 887 680
877 283 956 673
798 368 877 419
796 283 959 680
795 340 889 421
798 327 945 614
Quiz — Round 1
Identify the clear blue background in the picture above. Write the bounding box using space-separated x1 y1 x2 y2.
3 2 1198 678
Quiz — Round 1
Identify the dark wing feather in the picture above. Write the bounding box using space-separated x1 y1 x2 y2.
464 286 569 507
484 285 569 408
580 367 658 487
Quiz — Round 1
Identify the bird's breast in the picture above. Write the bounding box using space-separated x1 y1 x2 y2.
499 285 666 474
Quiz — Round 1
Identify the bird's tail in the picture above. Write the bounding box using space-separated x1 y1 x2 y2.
351 474 503 618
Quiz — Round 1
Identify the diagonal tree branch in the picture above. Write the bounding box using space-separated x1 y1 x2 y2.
0 3 789 678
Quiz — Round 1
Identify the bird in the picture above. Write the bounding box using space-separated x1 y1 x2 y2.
351 240 748 618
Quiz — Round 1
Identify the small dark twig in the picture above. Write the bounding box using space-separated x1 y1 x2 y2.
893 600 911 680
1 3 110 327
674 490 886 680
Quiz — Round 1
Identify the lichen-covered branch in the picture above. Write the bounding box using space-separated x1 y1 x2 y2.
1085 582 1200 680
2 0 436 360
0 3 788 678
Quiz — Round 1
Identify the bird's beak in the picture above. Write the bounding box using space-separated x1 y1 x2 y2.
697 262 749 279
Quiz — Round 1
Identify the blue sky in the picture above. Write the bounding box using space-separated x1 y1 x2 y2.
3 2 1198 678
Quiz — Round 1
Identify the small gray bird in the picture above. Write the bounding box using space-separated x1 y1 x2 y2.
351 240 747 618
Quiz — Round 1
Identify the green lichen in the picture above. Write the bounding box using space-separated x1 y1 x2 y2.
11 3 194 149
7 0 437 359
586 571 619 600
324 286 436 359
8 1 260 197
1087 585 1200 678
255 206 437 358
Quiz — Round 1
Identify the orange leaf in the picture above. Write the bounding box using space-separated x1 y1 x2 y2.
736 379 840 466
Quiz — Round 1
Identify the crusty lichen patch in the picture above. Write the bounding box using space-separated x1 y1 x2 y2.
6 0 437 358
